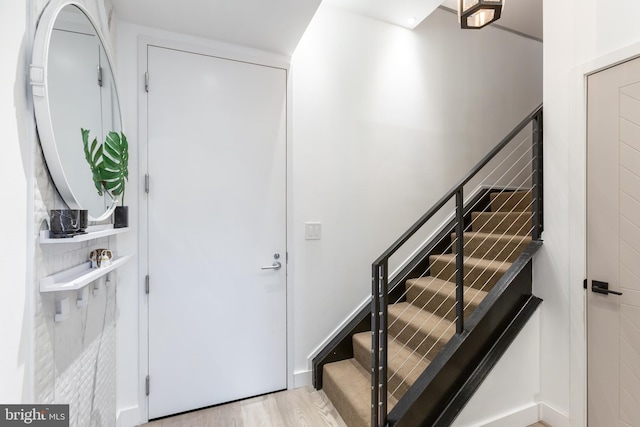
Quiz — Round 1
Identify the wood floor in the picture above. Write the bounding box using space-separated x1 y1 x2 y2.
141 386 347 427
140 386 551 427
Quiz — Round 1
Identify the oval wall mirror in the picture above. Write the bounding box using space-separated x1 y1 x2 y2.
31 1 122 221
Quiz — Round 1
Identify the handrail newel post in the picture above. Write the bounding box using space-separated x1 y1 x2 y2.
538 110 544 234
379 260 388 426
455 188 465 334
371 260 388 427
371 264 380 427
532 110 543 240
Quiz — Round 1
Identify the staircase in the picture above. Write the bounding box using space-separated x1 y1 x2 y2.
322 190 533 427
312 105 544 427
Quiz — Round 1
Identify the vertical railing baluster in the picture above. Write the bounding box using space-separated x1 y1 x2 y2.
379 260 388 426
532 111 542 240
538 111 544 234
371 264 380 427
371 260 388 427
455 189 464 334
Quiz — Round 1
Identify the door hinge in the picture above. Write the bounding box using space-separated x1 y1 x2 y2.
145 375 150 396
144 71 149 92
145 174 150 193
286 252 289 263
583 279 587 290
97 66 103 87
145 275 150 294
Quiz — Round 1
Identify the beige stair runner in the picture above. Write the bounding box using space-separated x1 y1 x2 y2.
322 190 533 427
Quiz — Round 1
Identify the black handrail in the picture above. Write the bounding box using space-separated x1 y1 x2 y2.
373 104 543 265
371 104 543 427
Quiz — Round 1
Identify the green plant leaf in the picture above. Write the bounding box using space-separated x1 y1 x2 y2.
81 128 104 196
101 131 129 205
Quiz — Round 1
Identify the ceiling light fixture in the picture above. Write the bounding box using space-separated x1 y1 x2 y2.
458 0 503 29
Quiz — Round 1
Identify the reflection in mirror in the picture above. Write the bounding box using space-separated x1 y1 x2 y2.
33 3 122 220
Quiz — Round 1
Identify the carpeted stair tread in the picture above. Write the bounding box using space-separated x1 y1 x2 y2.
471 211 532 236
323 358 397 427
489 190 532 212
388 302 455 358
352 332 431 399
322 188 534 423
429 253 512 291
452 231 532 263
405 277 488 320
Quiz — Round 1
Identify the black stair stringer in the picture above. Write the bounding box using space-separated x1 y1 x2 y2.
388 241 543 427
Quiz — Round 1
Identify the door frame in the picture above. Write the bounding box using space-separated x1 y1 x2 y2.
570 41 640 427
136 35 293 422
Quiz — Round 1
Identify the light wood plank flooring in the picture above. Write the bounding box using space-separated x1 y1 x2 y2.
141 386 347 427
141 386 551 427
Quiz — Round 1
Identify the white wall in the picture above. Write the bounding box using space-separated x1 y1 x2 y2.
0 2 128 425
30 1 124 425
452 311 541 427
290 4 542 382
540 0 640 426
0 0 30 404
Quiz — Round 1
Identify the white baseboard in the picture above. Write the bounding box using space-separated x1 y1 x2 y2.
470 403 539 427
293 370 312 388
539 402 570 427
117 406 143 427
466 402 570 427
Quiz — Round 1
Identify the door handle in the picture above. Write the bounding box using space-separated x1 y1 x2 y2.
261 261 282 270
591 280 623 296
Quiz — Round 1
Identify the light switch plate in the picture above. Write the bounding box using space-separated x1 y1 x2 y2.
305 222 321 240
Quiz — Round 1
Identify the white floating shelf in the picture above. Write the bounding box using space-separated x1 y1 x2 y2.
40 255 132 293
40 224 129 244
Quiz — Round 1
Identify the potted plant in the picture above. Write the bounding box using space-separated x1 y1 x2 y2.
82 128 129 228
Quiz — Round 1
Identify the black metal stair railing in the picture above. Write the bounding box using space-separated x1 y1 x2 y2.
371 105 543 427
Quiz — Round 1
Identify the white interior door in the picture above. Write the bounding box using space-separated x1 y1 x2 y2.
587 56 640 427
147 46 287 419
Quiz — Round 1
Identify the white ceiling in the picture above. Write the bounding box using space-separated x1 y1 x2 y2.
320 0 542 40
110 0 541 58
322 0 444 30
110 0 322 56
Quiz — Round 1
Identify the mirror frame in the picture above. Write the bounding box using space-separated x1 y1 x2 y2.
31 0 123 221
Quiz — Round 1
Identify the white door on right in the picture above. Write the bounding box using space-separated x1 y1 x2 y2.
587 56 640 427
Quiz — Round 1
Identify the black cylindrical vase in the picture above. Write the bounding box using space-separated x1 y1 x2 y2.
78 210 89 232
114 206 128 228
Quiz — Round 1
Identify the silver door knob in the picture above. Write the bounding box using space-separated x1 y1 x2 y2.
261 261 282 270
